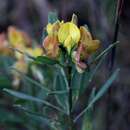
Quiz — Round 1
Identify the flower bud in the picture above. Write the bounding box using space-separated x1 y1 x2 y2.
58 22 80 53
12 59 28 88
47 21 63 36
72 26 100 73
26 47 43 57
80 26 100 54
8 26 32 47
43 35 60 58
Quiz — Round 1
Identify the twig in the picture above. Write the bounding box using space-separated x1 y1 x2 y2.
8 46 35 60
110 0 124 70
107 1 124 130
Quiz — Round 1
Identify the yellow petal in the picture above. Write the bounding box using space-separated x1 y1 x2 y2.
80 26 92 42
13 59 28 75
58 22 70 43
46 21 61 35
69 23 80 43
33 48 43 57
26 48 43 57
46 23 53 35
43 35 59 58
58 22 80 43
64 35 74 53
86 40 100 54
8 26 24 47
14 44 25 59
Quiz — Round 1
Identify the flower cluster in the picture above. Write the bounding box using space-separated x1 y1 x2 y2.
0 14 100 88
0 26 43 88
43 14 100 73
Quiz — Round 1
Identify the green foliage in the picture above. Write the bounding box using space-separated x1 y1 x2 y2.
48 11 58 24
1 39 119 130
82 88 96 130
34 56 59 65
74 68 120 122
0 7 120 129
53 68 69 114
0 76 11 89
3 88 64 113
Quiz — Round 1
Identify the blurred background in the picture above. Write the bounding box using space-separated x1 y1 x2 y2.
0 0 130 130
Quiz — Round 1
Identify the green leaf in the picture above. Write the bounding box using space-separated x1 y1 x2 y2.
0 108 23 123
15 99 28 105
42 28 48 42
0 56 14 67
54 68 69 115
3 88 65 114
0 76 11 89
12 68 50 93
74 68 120 122
71 69 83 105
72 55 105 108
88 87 96 105
71 68 92 109
78 70 91 95
34 56 59 65
82 113 93 130
8 46 35 60
88 55 106 83
71 14 78 25
90 41 119 64
48 11 58 24
75 42 118 103
81 88 96 130
14 105 56 128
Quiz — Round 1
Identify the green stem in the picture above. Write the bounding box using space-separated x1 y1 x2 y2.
68 66 76 130
110 0 124 70
107 1 124 130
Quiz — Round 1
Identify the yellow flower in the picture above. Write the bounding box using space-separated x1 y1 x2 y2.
0 33 14 56
8 26 32 47
80 26 100 54
46 21 63 35
26 47 43 57
72 26 100 73
13 59 28 74
80 26 92 41
14 44 26 60
58 22 80 53
8 26 25 47
43 35 60 58
12 58 28 88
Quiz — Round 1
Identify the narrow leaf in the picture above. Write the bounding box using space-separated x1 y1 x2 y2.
14 105 57 124
14 105 57 129
90 41 119 64
81 88 96 130
71 69 83 106
8 46 35 60
53 68 69 115
34 56 59 65
48 11 58 24
3 88 65 114
74 68 120 122
12 68 50 93
89 55 106 83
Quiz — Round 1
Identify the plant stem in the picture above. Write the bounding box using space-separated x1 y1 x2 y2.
68 66 75 130
110 0 124 70
107 1 124 130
